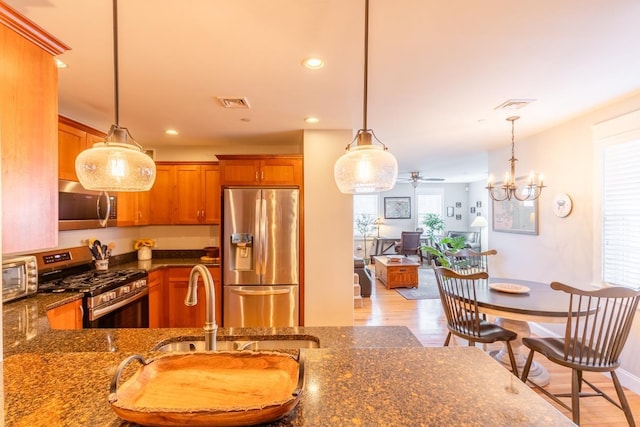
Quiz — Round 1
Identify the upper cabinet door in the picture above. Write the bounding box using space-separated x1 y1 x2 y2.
1 10 69 253
58 122 86 181
218 156 303 186
201 165 221 224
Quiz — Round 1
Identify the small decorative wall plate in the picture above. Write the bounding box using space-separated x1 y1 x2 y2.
552 193 573 218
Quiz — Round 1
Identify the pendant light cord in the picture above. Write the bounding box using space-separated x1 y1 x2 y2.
363 0 369 130
113 0 120 127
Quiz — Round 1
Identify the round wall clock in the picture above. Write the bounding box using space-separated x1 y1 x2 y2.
552 193 573 217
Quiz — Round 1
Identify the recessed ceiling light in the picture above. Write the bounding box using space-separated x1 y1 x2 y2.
165 129 179 135
55 58 67 69
302 57 325 70
305 117 320 124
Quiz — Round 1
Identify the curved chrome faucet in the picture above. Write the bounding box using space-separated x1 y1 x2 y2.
184 264 218 351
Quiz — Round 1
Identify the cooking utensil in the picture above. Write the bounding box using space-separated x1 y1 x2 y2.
94 240 103 259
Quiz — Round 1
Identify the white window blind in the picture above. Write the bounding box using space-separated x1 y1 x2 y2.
416 193 443 225
603 139 640 289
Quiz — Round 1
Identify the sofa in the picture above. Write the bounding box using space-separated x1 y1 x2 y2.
354 256 373 297
446 231 480 251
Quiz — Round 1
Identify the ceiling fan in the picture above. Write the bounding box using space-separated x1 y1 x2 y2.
397 171 445 187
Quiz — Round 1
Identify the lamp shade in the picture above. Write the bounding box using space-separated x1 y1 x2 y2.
76 136 156 192
470 215 488 227
334 144 398 194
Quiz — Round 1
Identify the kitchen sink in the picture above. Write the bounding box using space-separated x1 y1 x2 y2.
154 340 238 352
152 336 320 352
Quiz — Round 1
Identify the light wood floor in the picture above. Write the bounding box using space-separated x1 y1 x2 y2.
353 266 640 426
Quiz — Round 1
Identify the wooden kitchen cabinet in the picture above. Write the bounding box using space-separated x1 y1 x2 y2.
117 190 151 226
149 163 220 225
1 6 69 253
148 269 164 328
166 267 221 328
148 164 175 224
218 155 302 186
58 117 106 181
47 299 83 330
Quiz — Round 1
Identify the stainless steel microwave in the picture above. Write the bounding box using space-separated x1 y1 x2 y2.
2 255 38 303
59 180 117 231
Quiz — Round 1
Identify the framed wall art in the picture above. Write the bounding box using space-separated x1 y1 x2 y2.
492 196 538 235
384 197 411 219
446 206 454 217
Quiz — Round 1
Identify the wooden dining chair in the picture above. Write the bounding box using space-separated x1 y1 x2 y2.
432 263 519 376
445 248 497 274
520 282 640 426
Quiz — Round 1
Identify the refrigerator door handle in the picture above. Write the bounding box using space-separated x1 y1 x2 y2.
260 197 267 276
229 288 291 296
254 195 262 276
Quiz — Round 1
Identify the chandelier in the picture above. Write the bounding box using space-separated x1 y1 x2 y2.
486 116 545 202
333 0 398 194
75 0 156 192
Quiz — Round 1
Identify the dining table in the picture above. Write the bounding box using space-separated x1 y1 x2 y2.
473 277 584 386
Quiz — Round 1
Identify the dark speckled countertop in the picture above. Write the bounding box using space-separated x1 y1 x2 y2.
2 347 574 426
1 257 575 426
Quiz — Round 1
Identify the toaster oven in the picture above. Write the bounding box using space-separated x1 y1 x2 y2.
2 255 38 302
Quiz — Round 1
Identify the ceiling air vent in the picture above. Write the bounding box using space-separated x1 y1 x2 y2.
495 99 536 111
217 97 251 109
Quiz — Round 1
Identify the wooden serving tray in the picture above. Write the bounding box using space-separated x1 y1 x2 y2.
109 351 304 426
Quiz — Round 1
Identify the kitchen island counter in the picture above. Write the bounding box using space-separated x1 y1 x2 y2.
3 346 574 426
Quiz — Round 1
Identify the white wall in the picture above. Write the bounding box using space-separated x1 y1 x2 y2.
487 90 640 388
58 225 219 256
352 181 487 258
302 129 354 326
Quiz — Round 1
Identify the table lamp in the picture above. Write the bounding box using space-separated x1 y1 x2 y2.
374 217 383 237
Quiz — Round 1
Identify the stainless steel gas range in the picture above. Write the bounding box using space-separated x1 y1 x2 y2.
34 246 149 328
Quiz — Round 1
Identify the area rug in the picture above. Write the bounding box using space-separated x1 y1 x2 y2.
394 268 440 300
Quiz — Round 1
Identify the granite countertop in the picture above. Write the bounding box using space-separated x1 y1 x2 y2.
2 347 574 427
1 256 575 426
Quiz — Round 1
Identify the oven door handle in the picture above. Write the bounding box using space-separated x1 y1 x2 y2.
90 288 148 321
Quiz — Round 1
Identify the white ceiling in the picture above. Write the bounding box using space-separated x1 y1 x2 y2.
7 0 640 183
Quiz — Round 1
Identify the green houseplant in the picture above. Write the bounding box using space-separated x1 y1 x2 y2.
420 213 446 241
419 213 466 267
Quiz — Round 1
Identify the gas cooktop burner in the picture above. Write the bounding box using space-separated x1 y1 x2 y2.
38 268 147 293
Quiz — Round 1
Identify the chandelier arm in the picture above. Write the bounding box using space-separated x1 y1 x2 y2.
487 187 511 202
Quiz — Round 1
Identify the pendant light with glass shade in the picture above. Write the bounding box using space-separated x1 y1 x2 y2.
75 0 156 192
334 0 398 194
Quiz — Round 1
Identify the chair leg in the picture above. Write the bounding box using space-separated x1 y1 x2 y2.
505 341 519 377
610 371 637 427
443 332 452 346
571 369 581 425
520 349 535 382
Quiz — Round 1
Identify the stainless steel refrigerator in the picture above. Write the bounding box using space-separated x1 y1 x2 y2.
222 187 299 327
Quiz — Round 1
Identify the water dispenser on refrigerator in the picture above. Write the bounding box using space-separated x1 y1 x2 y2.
230 233 253 271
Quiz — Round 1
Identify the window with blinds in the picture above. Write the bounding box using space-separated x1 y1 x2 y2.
353 194 378 236
603 139 640 289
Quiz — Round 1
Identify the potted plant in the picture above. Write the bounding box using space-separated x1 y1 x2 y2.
418 213 467 267
420 213 446 241
422 235 467 267
354 214 376 262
